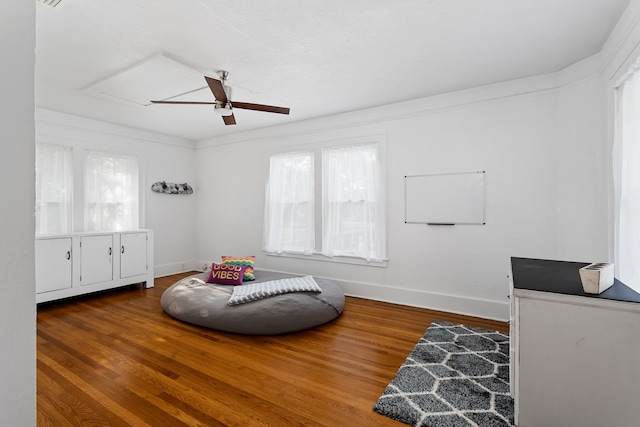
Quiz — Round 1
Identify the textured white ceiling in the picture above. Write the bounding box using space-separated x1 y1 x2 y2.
35 0 631 141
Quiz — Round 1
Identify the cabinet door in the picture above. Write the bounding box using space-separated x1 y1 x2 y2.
36 237 72 294
120 232 147 278
516 296 640 427
81 235 113 285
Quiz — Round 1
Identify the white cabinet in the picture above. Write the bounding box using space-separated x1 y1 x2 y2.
510 257 640 427
35 237 72 293
80 234 113 286
36 230 154 303
120 232 147 278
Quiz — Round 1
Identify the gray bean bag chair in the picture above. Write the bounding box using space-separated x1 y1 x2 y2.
161 270 345 335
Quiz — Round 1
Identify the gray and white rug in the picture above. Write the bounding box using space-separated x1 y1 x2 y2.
373 320 514 427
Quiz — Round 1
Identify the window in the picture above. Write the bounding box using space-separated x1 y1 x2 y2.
84 151 139 231
35 143 73 235
263 140 385 263
35 143 142 234
613 58 640 292
322 143 383 261
263 151 315 254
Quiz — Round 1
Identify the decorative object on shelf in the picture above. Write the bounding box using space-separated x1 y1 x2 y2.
579 262 614 294
151 181 193 194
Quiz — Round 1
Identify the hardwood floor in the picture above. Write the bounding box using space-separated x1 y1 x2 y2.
37 272 508 426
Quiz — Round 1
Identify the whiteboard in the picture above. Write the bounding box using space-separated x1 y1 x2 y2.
404 171 485 225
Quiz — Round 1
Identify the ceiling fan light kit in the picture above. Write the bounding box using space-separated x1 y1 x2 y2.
215 104 233 117
150 70 290 126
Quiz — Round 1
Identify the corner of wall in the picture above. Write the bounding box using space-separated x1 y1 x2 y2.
1 2 36 426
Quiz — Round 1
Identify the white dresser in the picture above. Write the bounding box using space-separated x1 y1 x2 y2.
36 230 154 303
509 257 640 427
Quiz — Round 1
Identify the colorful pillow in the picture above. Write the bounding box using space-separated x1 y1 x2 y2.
221 255 255 281
206 263 247 285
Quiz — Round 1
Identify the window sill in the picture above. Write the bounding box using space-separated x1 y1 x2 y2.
264 251 388 268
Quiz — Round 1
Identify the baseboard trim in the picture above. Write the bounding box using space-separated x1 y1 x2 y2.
257 268 509 322
342 280 509 322
153 261 200 278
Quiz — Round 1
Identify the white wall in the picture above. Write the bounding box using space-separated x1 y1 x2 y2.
36 109 198 277
145 145 198 276
0 2 36 425
194 63 609 321
555 65 608 262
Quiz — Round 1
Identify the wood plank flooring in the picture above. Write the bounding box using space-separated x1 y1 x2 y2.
37 272 508 426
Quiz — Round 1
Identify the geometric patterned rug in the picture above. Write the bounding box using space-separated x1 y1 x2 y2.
373 320 514 427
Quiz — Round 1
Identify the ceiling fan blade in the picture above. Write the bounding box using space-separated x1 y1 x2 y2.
205 76 228 104
231 101 290 115
150 100 216 105
223 113 236 125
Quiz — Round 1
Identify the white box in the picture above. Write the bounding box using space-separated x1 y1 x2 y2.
579 263 614 294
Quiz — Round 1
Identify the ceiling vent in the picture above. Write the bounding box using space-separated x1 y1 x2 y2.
37 0 64 8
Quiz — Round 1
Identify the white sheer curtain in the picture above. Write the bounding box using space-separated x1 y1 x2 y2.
322 143 384 261
263 151 315 254
84 151 139 231
35 143 73 235
614 58 640 292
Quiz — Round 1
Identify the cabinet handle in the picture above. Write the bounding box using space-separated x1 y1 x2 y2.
66 250 71 260
108 247 112 256
121 246 125 254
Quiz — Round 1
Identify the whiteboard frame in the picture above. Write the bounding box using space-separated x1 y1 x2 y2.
404 171 486 225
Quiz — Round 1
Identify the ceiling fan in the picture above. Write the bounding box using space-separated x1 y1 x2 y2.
150 70 290 125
